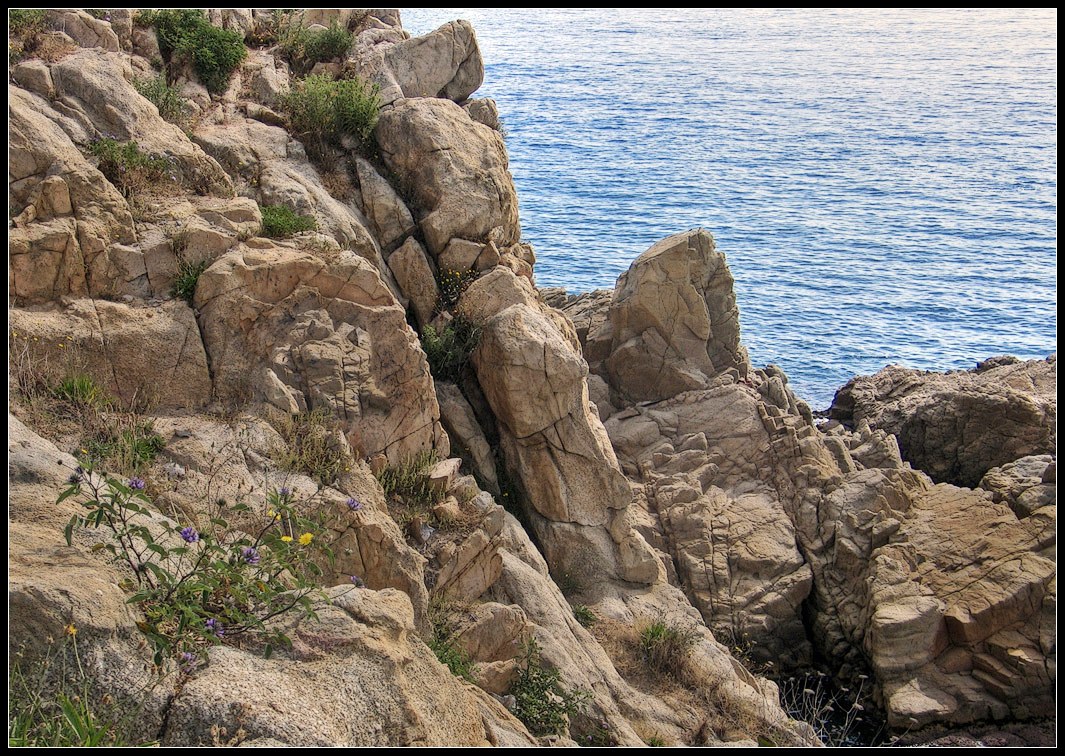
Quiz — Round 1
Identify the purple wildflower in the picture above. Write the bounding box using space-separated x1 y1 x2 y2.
179 651 197 672
278 486 291 497
128 477 146 490
180 526 200 543
205 618 224 638
241 546 261 565
346 496 362 511
350 575 365 587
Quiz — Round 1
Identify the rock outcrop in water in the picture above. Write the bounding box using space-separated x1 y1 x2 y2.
7 8 1054 747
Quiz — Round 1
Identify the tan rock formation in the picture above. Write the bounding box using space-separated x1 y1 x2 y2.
830 356 1057 487
195 243 448 463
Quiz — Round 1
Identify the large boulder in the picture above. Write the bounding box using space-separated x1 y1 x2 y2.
376 98 520 257
163 586 534 746
830 356 1057 488
349 20 483 107
9 299 212 411
195 243 448 464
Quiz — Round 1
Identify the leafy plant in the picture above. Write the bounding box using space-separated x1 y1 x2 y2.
374 450 444 526
572 604 597 628
141 9 247 94
260 204 317 238
8 632 154 747
510 639 589 737
638 618 698 676
279 73 380 157
62 471 333 666
303 22 353 63
426 599 474 681
8 9 52 64
82 420 165 475
420 316 482 383
134 74 189 126
87 138 172 198
270 408 353 487
172 259 209 304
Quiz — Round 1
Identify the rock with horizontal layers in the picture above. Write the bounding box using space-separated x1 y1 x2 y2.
195 243 448 464
829 356 1057 488
9 299 212 411
376 97 520 257
349 20 483 107
9 86 136 303
162 587 536 746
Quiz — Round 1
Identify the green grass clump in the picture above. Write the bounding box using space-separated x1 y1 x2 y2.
260 204 317 238
88 138 171 198
9 9 47 33
375 450 441 510
638 619 698 677
84 421 166 475
171 260 209 304
54 374 109 411
134 74 188 126
303 22 353 63
420 316 481 383
279 73 380 157
140 9 246 94
271 408 353 487
426 599 475 681
511 639 589 737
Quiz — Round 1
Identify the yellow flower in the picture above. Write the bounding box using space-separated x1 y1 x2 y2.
298 532 314 546
65 623 77 637
280 535 293 543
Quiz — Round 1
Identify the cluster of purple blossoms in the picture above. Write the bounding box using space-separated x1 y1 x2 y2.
346 497 362 511
179 651 197 672
241 546 261 565
205 618 224 638
128 477 146 490
278 487 292 498
180 526 200 543
350 575 365 587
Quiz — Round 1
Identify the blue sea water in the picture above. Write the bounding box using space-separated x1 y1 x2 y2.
403 9 1058 408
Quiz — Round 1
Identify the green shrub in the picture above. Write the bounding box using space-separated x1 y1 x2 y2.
303 22 353 63
375 450 440 510
270 408 353 486
62 473 333 666
511 639 589 737
54 374 109 410
426 599 475 681
87 138 172 198
279 73 380 157
142 9 247 94
171 259 209 304
420 316 481 383
572 604 597 628
9 10 55 64
9 9 47 34
133 74 188 126
638 619 698 676
260 204 317 238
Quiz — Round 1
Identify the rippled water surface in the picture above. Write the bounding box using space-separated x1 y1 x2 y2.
404 9 1057 407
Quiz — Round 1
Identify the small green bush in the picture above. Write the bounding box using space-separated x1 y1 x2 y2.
171 259 209 304
9 10 56 64
83 420 166 474
54 374 109 410
87 138 172 198
437 268 480 310
375 450 440 511
572 604 597 628
420 316 482 383
303 22 353 63
260 204 317 238
271 408 352 486
425 598 475 681
638 619 698 676
511 639 589 737
9 9 47 34
134 74 188 126
142 9 247 94
279 73 380 157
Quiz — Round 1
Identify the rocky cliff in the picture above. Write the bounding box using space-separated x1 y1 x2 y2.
8 8 1055 747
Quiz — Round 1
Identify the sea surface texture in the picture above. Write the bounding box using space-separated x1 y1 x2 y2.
404 9 1057 408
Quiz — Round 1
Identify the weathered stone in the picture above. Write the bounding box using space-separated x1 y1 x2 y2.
354 157 416 252
463 97 501 130
196 244 448 463
439 237 483 272
830 356 1056 488
45 10 121 51
979 455 1055 518
376 98 520 256
435 382 499 494
387 237 439 327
